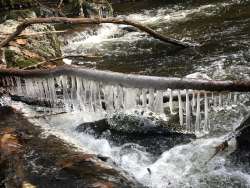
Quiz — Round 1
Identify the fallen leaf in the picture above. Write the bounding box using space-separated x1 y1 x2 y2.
16 39 27 45
22 181 36 188
22 50 41 59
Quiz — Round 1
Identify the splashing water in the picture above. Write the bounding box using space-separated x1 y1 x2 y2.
1 0 250 187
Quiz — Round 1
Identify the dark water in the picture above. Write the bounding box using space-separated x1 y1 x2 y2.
64 0 250 80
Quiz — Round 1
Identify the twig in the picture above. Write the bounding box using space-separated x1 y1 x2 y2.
23 55 102 70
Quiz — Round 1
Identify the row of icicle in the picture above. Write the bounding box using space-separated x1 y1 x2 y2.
0 75 240 134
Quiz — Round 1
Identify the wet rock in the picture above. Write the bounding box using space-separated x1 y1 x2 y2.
68 0 113 17
228 114 250 172
235 114 250 151
76 119 109 135
77 112 183 136
0 9 36 23
0 106 143 187
76 112 195 156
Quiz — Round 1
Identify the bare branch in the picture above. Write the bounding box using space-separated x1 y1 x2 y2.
0 17 193 48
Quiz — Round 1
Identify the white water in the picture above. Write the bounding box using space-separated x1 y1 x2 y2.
2 97 250 188
62 0 237 59
1 0 250 187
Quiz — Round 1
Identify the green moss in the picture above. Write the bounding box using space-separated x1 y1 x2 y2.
6 9 35 20
5 48 38 68
15 58 38 68
5 49 16 67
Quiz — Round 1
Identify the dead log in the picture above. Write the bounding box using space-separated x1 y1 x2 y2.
0 17 192 48
1 65 250 92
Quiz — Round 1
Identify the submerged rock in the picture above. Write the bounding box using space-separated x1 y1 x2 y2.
76 112 195 156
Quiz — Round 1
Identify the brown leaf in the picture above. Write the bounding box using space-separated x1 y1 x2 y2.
0 128 23 156
22 181 36 188
16 39 27 45
22 50 41 59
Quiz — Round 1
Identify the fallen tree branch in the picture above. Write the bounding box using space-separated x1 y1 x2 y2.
0 17 192 48
1 65 250 92
23 55 102 70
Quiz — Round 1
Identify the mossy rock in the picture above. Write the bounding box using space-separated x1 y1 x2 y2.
67 0 113 17
2 18 62 69
0 9 36 23
0 0 36 10
5 48 39 68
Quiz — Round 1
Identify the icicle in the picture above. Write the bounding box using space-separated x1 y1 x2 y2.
192 91 196 115
154 90 164 114
84 80 92 112
185 90 191 132
24 79 32 97
148 89 155 111
213 92 218 107
233 93 238 104
95 82 103 112
204 92 209 132
218 93 222 107
47 78 57 108
61 76 71 112
141 89 147 108
169 89 175 114
195 92 201 132
76 76 84 111
9 77 16 94
227 92 232 105
178 90 183 127
16 77 23 96
104 85 115 112
70 76 78 111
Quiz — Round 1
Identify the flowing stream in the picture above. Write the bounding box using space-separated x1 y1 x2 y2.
2 0 250 187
